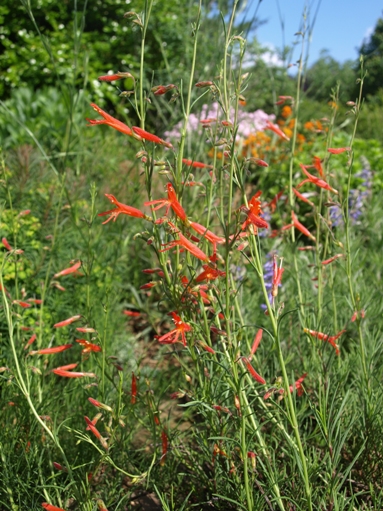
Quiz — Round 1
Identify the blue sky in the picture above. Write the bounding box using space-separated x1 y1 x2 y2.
243 0 382 66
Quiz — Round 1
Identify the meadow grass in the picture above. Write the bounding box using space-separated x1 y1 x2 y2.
1 1 383 510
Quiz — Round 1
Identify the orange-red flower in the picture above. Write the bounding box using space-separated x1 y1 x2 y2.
241 357 266 384
249 329 263 359
144 183 187 222
298 163 338 194
29 344 73 355
99 194 148 224
53 261 81 278
293 188 315 207
76 339 102 353
321 254 343 265
2 237 12 251
304 328 346 355
291 211 315 241
54 315 81 328
88 397 112 412
84 416 108 449
156 311 192 346
268 190 284 213
132 126 173 149
42 503 67 511
53 369 96 378
195 264 225 283
265 120 290 141
87 103 141 140
160 223 209 262
328 147 351 154
151 84 176 95
241 192 269 231
189 221 225 252
182 158 213 169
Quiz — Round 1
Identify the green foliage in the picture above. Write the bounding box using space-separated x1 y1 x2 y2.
304 50 357 102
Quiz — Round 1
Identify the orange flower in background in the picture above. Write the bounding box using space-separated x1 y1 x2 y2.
87 103 141 140
144 183 188 222
156 311 192 347
281 105 292 118
53 369 96 378
99 194 149 224
131 372 137 404
328 147 351 154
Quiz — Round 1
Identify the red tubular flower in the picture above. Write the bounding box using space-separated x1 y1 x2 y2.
291 211 315 241
132 126 173 149
182 158 213 169
144 183 188 222
160 430 168 466
241 357 266 384
13 300 31 308
268 190 284 212
27 298 43 305
151 84 176 95
189 221 225 252
195 264 226 283
53 369 96 378
293 188 315 207
53 462 67 472
312 156 324 177
84 415 102 439
288 373 307 396
180 276 210 304
304 328 346 355
2 237 12 251
87 103 141 140
123 310 141 317
54 261 81 278
88 397 112 412
76 339 102 353
53 363 78 371
29 344 73 355
298 163 338 194
76 326 96 333
247 157 269 167
98 74 124 81
160 223 209 262
99 194 148 224
156 311 192 346
54 315 81 328
265 120 290 141
250 329 263 359
197 340 216 354
328 147 351 154
131 372 137 404
321 254 343 265
24 334 37 350
42 503 67 511
241 192 269 231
